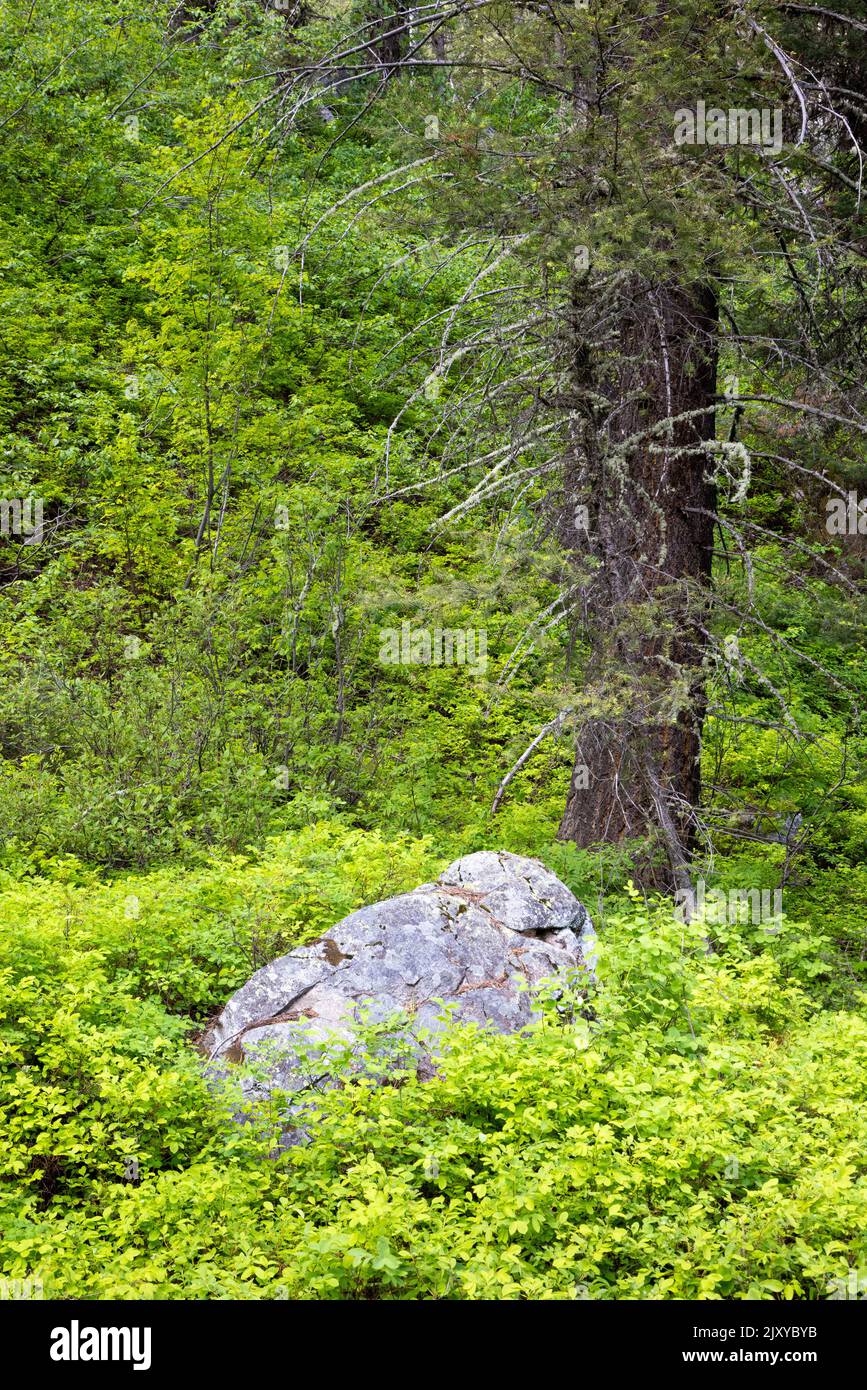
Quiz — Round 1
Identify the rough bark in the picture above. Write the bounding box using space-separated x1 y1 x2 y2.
558 278 718 890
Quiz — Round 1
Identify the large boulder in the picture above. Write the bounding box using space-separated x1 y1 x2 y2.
201 851 596 1103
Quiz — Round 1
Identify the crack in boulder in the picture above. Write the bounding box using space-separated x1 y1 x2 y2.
201 851 595 1114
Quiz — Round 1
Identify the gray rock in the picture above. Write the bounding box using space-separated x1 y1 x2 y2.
201 851 595 1109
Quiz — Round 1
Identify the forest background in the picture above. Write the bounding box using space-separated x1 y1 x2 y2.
0 0 865 1301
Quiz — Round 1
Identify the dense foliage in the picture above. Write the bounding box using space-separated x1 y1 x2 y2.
0 2 864 1300
1 830 865 1300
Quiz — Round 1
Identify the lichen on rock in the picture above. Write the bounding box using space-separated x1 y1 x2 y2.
201 851 596 1109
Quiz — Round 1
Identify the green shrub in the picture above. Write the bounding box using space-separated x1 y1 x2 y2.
2 862 864 1301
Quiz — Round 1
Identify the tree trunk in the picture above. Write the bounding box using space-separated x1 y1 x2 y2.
558 277 718 890
364 0 408 70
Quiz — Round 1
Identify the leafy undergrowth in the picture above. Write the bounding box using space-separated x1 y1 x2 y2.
1 829 864 1300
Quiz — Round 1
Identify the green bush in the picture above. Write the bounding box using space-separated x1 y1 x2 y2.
1 853 864 1300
